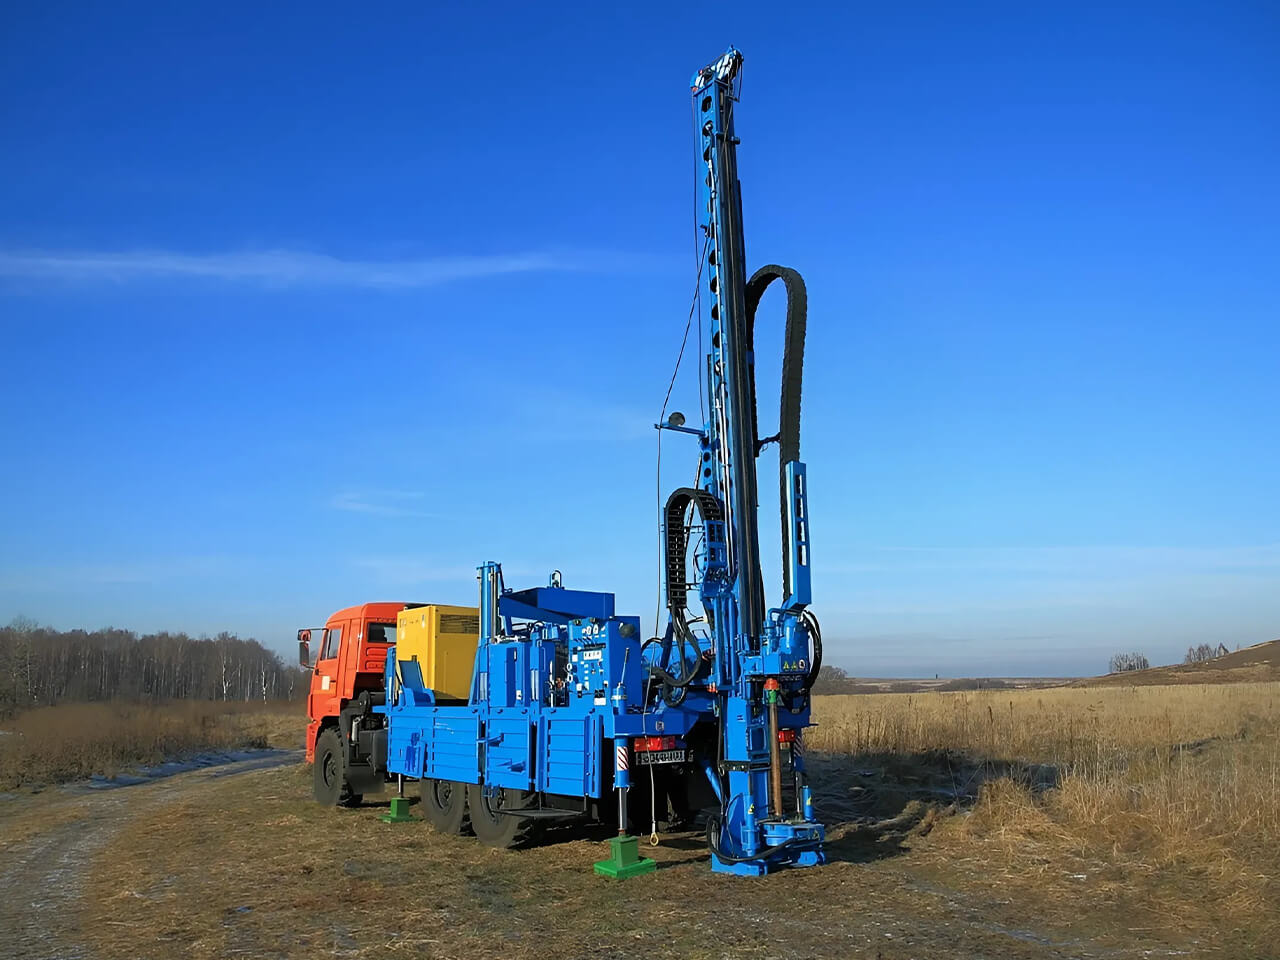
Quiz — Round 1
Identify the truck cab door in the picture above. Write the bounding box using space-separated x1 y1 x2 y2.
311 621 345 721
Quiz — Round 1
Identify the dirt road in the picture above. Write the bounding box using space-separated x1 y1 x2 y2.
0 755 1223 960
0 751 299 960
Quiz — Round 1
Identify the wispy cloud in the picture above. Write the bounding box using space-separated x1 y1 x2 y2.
0 557 232 592
329 491 438 518
349 556 567 587
350 557 475 586
822 543 1280 577
0 248 605 288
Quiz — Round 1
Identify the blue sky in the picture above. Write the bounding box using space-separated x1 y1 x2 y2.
2 2 1277 677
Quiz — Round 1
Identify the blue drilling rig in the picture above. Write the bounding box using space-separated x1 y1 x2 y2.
302 47 824 878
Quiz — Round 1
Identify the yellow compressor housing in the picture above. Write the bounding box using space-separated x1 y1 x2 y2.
395 604 480 702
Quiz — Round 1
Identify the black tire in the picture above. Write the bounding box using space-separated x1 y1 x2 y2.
466 784 540 848
313 728 362 807
420 778 471 835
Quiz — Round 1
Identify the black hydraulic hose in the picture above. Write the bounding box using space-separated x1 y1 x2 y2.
661 265 816 686
800 609 823 691
705 813 806 863
641 635 700 689
662 486 726 687
744 264 808 603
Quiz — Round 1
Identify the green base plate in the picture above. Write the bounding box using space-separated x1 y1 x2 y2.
593 835 657 879
379 797 419 823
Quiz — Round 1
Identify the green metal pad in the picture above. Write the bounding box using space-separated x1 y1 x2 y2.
379 796 419 823
593 835 656 879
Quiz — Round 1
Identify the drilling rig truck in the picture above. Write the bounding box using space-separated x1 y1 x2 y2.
299 47 826 876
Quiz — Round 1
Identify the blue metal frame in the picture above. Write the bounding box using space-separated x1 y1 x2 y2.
383 564 708 802
379 47 824 876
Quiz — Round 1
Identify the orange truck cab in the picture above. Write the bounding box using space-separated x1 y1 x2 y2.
298 601 412 804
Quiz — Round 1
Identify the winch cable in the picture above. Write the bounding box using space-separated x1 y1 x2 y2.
649 90 716 669
643 219 712 844
651 236 712 696
654 234 712 638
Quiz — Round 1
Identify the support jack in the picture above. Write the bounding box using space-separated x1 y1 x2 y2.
379 797 419 823
593 835 656 879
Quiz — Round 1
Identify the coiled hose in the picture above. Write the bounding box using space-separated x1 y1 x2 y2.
662 265 813 658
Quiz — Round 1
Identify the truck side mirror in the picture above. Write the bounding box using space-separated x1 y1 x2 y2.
298 629 312 668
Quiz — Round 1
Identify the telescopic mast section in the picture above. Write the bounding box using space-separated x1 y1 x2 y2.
665 47 824 874
699 49 764 659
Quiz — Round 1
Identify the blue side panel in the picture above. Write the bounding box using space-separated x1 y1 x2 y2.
485 709 532 790
387 721 425 778
485 642 529 708
423 708 480 783
542 713 596 797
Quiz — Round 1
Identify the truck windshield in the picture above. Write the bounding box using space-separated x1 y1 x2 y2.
366 623 396 644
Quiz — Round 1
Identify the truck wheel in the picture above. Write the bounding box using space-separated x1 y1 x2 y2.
421 778 471 835
466 784 540 848
313 728 362 807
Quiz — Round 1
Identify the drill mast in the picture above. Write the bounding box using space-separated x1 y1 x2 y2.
661 48 823 873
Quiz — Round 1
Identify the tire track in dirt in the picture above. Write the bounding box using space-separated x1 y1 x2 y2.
0 750 302 960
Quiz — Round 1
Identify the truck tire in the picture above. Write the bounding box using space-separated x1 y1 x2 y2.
314 728 362 807
420 778 471 835
466 784 540 848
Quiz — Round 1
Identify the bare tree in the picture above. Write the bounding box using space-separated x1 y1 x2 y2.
1184 643 1218 664
811 665 854 694
1108 651 1150 674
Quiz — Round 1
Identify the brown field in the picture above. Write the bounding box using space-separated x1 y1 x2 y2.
0 699 303 789
1078 637 1280 687
1 684 1276 958
810 682 1280 946
830 676 1073 694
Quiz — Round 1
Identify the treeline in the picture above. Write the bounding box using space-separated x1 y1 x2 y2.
0 618 307 710
812 665 1016 695
1184 643 1228 665
1109 651 1151 674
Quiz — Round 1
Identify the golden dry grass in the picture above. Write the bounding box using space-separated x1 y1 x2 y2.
3 687 1273 955
812 683 1280 944
0 700 303 789
74 763 1124 960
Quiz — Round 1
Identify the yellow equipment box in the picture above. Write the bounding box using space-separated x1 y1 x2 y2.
395 604 480 702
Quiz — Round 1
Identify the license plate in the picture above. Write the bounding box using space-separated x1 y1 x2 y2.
635 749 690 766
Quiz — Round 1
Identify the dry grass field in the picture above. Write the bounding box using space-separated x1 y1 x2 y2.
0 700 303 789
1 685 1276 958
810 683 1280 945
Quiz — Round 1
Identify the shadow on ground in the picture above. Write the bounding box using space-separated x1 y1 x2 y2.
490 748 1065 867
803 750 1062 865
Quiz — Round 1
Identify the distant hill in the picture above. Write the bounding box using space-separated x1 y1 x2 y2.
1078 639 1280 687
